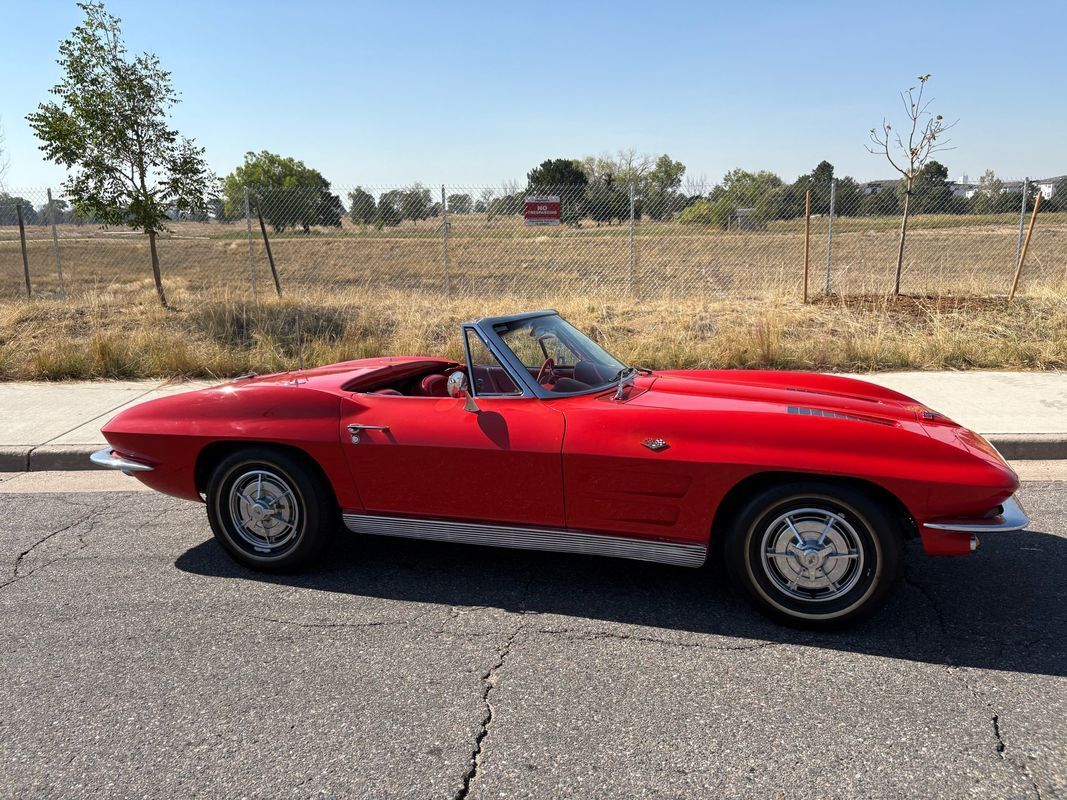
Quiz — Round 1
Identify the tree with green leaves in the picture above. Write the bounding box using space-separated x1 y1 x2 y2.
400 184 431 225
221 150 333 233
867 74 955 294
679 196 731 227
0 194 39 226
374 190 403 228
27 2 213 306
317 190 344 227
446 193 472 214
40 195 70 226
348 187 376 225
908 160 956 214
644 155 687 220
586 173 629 226
707 168 785 224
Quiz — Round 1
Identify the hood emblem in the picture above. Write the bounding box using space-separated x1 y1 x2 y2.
642 438 669 452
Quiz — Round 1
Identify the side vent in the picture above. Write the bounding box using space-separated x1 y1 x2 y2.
787 406 894 426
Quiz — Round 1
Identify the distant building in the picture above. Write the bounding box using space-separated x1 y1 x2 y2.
951 176 977 199
859 179 897 196
1036 176 1065 199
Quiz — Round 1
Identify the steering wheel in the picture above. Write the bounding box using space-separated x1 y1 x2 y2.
535 357 556 385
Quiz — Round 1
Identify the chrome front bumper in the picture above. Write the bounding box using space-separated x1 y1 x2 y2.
89 448 154 474
923 495 1029 533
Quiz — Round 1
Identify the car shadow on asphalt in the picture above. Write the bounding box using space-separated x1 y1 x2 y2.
175 526 1067 677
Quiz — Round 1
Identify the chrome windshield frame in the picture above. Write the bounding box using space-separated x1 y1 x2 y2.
466 310 629 400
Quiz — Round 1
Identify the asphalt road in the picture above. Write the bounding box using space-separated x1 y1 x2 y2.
0 479 1064 799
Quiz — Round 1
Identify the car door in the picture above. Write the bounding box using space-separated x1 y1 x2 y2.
339 339 565 527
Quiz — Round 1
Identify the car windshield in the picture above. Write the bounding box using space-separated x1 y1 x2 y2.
493 314 628 393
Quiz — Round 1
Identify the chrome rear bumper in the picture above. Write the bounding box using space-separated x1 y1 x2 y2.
89 448 154 474
923 495 1029 533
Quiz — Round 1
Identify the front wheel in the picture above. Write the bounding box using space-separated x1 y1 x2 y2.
206 447 335 572
723 482 903 628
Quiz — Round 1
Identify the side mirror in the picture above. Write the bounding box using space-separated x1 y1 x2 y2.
447 371 480 413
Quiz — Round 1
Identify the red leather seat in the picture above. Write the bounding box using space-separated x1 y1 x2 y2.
374 388 403 396
418 374 448 397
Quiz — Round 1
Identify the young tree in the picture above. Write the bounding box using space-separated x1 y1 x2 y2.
27 2 213 306
866 74 955 295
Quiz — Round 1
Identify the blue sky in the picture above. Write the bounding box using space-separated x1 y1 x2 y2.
2 0 1064 190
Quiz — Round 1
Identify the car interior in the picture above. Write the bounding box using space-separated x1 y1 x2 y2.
354 360 618 398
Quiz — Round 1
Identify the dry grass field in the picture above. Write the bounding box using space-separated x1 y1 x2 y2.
1 284 1064 381
1 209 1064 380
2 210 1066 300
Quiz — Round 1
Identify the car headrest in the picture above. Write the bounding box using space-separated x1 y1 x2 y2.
419 374 448 397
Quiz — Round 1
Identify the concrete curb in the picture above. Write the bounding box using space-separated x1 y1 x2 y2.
986 434 1067 461
2 435 1066 473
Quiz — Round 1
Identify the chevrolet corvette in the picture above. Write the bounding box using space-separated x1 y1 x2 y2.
91 310 1028 626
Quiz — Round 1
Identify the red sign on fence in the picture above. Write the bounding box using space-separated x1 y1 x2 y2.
523 195 561 226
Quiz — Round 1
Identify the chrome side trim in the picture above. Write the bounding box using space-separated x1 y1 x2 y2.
342 513 707 568
89 448 154 473
923 495 1029 533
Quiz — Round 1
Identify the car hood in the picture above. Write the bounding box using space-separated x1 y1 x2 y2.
629 370 928 425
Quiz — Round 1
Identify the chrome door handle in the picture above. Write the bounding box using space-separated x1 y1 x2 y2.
347 423 390 444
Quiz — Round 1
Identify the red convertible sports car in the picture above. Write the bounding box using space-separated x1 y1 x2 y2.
91 310 1028 627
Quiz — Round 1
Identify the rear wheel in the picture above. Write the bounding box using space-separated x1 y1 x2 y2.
206 447 334 572
723 481 903 627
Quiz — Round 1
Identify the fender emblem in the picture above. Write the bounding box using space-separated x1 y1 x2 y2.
642 438 669 452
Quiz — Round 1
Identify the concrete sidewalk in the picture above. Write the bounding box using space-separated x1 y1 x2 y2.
1 371 1065 471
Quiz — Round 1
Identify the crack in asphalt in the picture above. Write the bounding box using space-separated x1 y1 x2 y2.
455 622 524 800
902 572 948 637
533 626 779 652
902 570 1046 799
0 499 113 590
947 667 1043 798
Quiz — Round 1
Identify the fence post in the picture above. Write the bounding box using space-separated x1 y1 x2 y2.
255 201 283 296
802 190 811 303
824 179 835 295
244 188 256 295
1015 177 1029 268
46 188 66 297
628 183 636 296
1009 190 1042 302
441 185 450 295
16 203 31 298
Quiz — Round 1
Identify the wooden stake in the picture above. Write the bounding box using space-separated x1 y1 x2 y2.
1008 190 1042 302
16 204 31 298
255 202 283 296
802 190 811 303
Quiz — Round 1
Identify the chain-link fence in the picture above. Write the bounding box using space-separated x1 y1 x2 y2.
1 181 1065 301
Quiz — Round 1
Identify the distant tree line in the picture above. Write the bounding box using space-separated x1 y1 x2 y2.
7 151 1066 234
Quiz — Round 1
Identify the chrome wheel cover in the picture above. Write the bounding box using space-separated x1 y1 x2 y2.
760 507 864 603
227 469 301 555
